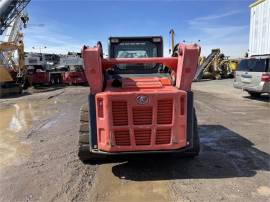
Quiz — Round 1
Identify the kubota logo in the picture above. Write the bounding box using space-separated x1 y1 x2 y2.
136 95 149 105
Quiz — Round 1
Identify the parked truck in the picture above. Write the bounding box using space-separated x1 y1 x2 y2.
60 52 87 85
78 36 201 161
25 52 64 86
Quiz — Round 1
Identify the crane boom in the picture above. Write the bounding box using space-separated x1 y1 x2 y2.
0 0 30 35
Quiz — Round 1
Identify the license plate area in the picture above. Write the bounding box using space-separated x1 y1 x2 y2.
241 73 252 83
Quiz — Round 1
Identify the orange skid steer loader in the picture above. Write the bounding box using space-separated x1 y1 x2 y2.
79 36 201 162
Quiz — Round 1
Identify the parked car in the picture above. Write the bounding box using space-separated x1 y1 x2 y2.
233 57 270 97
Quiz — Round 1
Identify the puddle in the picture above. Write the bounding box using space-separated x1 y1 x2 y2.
90 164 171 202
0 99 59 167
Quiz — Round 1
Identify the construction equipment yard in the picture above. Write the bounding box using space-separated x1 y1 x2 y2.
1 1 270 202
0 79 269 202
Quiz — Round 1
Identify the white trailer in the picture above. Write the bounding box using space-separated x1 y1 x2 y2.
249 0 270 56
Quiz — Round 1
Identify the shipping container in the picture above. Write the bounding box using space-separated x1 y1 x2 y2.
249 0 270 56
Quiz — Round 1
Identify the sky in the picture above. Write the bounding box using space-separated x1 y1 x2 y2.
22 0 254 57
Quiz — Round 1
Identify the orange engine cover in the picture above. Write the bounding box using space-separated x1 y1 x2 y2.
95 77 187 152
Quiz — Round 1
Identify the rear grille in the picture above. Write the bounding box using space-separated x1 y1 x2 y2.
112 101 128 126
157 99 173 124
134 129 151 145
114 130 130 146
133 107 152 125
110 97 175 148
156 128 171 144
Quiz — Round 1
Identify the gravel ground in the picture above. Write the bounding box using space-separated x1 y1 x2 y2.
0 80 269 202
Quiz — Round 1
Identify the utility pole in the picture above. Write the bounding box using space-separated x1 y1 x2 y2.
169 29 175 55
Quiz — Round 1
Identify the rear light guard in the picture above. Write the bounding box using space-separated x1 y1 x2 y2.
97 98 104 118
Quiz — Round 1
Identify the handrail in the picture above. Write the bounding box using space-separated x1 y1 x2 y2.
102 57 178 70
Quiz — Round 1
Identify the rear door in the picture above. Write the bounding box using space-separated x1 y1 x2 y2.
237 59 268 90
244 59 267 89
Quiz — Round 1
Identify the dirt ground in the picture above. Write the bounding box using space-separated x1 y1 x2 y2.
0 79 269 202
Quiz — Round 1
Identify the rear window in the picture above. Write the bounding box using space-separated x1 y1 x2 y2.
111 40 161 73
237 59 268 72
114 41 158 71
115 42 157 58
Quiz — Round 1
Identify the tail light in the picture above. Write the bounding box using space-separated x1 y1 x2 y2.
97 98 104 118
261 73 270 82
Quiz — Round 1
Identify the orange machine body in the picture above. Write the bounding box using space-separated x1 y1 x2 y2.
82 43 200 153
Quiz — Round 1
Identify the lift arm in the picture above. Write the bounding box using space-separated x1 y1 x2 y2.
82 43 201 94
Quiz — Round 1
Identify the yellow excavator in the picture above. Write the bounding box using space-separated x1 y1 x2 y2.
195 49 239 80
0 40 26 96
0 0 30 96
169 29 239 81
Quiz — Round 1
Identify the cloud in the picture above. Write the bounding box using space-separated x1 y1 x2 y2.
189 10 242 25
200 25 248 40
185 10 249 57
23 23 93 54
